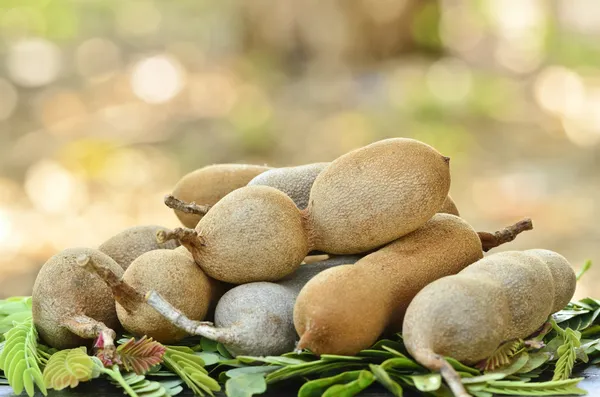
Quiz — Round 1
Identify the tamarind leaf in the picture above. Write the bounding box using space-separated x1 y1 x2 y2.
321 354 364 362
225 372 266 397
321 370 374 397
117 336 167 375
200 338 219 353
195 352 221 366
444 357 480 375
369 364 403 397
411 373 442 392
477 339 525 372
216 344 233 360
225 366 281 378
235 355 307 366
482 378 586 395
109 369 184 397
552 328 581 381
265 360 366 384
370 339 407 353
42 347 95 390
516 352 551 374
298 370 364 397
357 350 396 360
0 317 46 396
162 346 220 396
380 357 422 371
576 260 592 281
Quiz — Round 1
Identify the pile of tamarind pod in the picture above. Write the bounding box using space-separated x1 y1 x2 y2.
29 137 575 397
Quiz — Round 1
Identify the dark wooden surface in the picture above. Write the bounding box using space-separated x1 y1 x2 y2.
2 365 600 397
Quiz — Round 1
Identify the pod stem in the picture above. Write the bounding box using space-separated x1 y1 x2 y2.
156 228 205 266
77 255 144 313
145 290 237 345
412 348 471 397
477 218 533 252
62 315 116 360
164 195 211 216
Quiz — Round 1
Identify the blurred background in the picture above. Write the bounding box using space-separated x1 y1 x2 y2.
0 0 598 298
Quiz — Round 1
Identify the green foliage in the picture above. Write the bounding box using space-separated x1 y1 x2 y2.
43 347 95 390
117 336 166 375
369 364 403 397
481 378 586 396
162 346 220 396
0 297 32 338
110 372 184 397
225 372 267 397
577 261 593 281
478 339 525 371
552 328 582 381
0 317 46 396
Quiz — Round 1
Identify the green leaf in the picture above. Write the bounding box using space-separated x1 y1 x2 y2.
236 355 306 366
576 260 592 281
516 352 551 374
322 370 374 397
217 344 234 359
104 363 184 397
483 378 586 395
162 346 220 396
552 328 581 381
200 338 219 353
369 364 403 396
321 354 364 362
478 339 524 372
225 366 281 378
266 360 366 384
195 352 222 366
380 357 422 371
116 336 166 375
43 347 95 390
445 357 480 375
225 372 266 397
411 373 441 391
298 371 364 397
0 316 47 396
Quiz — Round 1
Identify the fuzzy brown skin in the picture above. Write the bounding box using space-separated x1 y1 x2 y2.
294 214 483 356
172 164 270 228
181 185 309 284
248 163 329 209
116 249 212 343
439 196 459 216
403 249 576 370
175 246 233 321
99 225 179 270
32 248 122 349
307 138 451 254
460 252 555 340
403 275 511 365
525 249 576 313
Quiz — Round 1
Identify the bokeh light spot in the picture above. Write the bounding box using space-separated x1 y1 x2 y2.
131 55 186 104
25 160 88 214
6 38 62 87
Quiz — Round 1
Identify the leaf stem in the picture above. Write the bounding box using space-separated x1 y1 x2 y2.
99 365 139 397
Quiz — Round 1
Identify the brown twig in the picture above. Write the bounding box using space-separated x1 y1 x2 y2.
145 290 234 344
62 315 117 359
77 255 144 313
164 195 211 215
477 218 533 252
413 348 472 397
